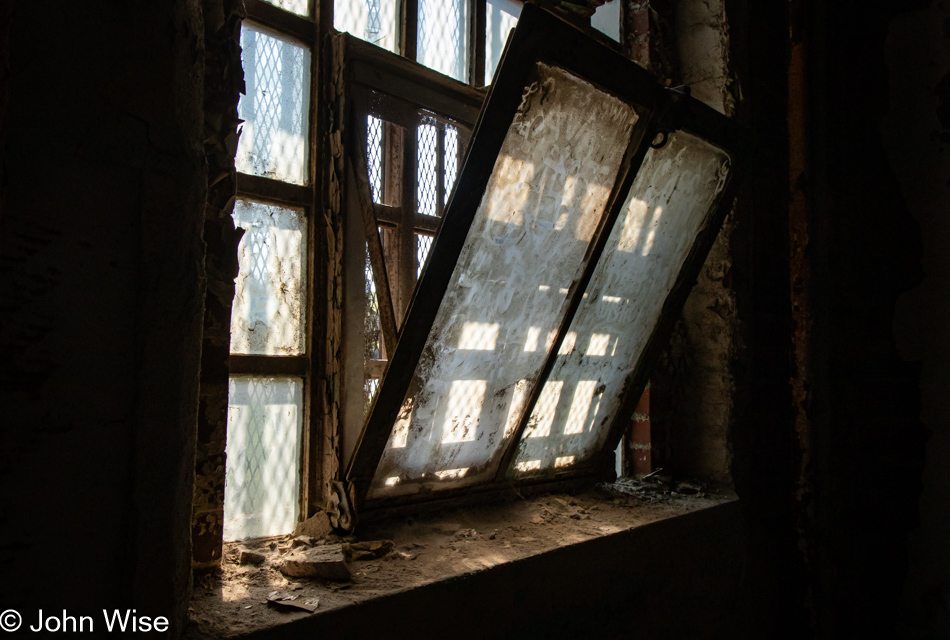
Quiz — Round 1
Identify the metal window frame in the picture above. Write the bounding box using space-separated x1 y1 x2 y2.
346 3 749 514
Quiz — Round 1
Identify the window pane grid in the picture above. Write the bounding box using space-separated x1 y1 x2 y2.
417 120 439 216
416 233 433 277
418 0 470 82
368 115 384 203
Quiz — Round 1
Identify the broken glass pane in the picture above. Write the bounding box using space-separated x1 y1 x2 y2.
591 0 620 43
514 131 731 475
368 63 640 498
485 0 521 84
230 200 308 356
223 376 303 541
335 0 398 52
418 0 469 82
237 23 311 185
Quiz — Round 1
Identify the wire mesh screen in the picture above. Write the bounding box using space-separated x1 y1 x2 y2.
334 0 397 51
224 376 303 541
230 199 308 356
416 233 434 277
418 0 469 81
368 116 384 203
237 23 311 185
417 120 439 216
261 0 310 16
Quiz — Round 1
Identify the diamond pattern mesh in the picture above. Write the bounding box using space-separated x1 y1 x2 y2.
364 245 383 361
367 116 383 203
444 125 458 204
237 25 310 185
418 0 468 81
416 234 433 277
223 377 303 541
417 121 439 216
262 0 309 16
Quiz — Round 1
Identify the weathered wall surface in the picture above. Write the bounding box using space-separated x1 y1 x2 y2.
656 0 737 485
0 1 207 636
884 3 950 637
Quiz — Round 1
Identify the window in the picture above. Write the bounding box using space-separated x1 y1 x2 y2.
345 6 746 513
220 0 741 543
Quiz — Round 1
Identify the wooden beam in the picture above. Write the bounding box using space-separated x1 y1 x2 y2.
228 354 309 376
348 126 400 354
236 173 313 208
245 0 315 43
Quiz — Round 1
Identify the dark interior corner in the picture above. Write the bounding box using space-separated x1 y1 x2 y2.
2 0 949 638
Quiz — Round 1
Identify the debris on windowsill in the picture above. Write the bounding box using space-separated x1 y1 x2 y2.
343 539 394 561
238 549 266 566
278 544 351 581
187 488 735 639
266 592 320 613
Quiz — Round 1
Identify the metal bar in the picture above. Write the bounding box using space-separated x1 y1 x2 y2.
348 120 400 356
245 0 315 43
236 173 314 208
228 354 310 376
492 111 658 483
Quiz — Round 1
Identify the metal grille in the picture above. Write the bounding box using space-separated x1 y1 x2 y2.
367 116 383 203
444 124 458 204
237 25 310 185
223 377 303 541
417 121 439 216
416 234 433 277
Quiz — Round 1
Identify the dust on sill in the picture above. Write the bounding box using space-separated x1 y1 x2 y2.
185 482 736 639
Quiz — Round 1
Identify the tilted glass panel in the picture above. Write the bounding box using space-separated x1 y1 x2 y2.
485 0 521 85
230 200 308 356
513 131 731 475
261 0 310 17
335 0 398 52
418 0 469 82
368 64 640 498
237 24 311 185
223 377 303 541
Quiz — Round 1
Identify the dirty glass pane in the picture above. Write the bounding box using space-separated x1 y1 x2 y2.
230 200 308 356
418 0 469 82
364 246 384 407
368 116 384 203
368 63 640 498
485 0 521 85
417 120 439 216
416 233 433 277
335 0 398 52
591 0 620 42
237 24 311 185
514 131 731 475
262 0 310 17
223 377 303 541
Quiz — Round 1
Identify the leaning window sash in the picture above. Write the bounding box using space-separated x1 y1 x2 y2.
346 5 749 514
